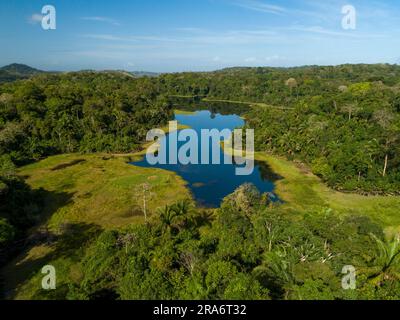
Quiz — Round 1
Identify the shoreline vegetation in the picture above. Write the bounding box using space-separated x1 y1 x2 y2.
111 120 190 159
169 95 294 111
222 144 400 236
176 96 400 197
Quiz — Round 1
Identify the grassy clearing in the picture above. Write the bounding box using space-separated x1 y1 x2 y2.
201 98 293 110
220 144 400 235
256 153 400 236
174 109 197 115
1 153 191 299
112 121 190 159
18 153 191 229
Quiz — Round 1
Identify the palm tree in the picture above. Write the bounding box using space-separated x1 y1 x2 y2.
367 234 400 286
263 248 296 300
157 205 177 234
196 210 214 228
158 199 194 233
172 199 192 216
171 199 194 230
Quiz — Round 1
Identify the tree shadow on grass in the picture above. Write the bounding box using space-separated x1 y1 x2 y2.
50 159 86 171
1 220 102 300
32 222 102 300
0 187 102 300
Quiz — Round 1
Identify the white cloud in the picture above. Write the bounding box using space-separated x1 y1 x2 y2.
176 27 206 33
81 34 131 42
28 13 43 25
81 34 183 43
79 28 283 48
232 0 286 15
81 16 121 26
286 25 388 39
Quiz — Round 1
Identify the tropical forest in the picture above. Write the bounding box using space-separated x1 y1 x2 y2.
1 63 399 300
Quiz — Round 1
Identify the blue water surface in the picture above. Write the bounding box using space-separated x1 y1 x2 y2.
132 110 279 208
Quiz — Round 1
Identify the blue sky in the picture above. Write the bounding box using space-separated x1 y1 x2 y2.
1 0 400 72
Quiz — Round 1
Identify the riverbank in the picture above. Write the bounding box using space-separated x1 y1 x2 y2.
169 95 294 111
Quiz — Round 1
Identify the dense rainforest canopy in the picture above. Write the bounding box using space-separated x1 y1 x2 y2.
0 72 172 164
1 64 400 300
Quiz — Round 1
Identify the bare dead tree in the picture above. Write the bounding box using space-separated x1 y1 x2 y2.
373 109 398 177
117 233 137 254
179 252 197 276
341 104 360 121
139 183 152 222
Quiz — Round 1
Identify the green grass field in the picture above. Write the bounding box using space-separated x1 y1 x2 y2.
174 109 197 115
17 153 191 229
1 153 191 299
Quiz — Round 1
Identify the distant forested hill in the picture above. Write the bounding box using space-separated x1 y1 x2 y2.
1 63 43 76
0 64 45 83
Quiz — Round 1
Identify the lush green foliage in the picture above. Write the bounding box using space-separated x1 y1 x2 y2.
2 64 399 192
0 72 172 165
0 71 172 267
161 65 400 193
60 185 400 300
161 64 400 103
246 101 400 194
1 64 400 300
0 218 15 247
0 154 44 264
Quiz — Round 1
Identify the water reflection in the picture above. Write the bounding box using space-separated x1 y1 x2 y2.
132 108 281 208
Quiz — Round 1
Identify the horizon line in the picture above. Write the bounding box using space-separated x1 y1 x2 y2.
2 61 399 74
